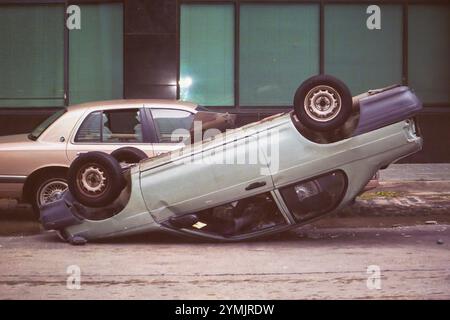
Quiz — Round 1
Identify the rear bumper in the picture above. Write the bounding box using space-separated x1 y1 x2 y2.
353 86 422 136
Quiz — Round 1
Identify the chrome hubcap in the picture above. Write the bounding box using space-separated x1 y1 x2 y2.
38 180 68 205
304 85 342 122
78 165 107 195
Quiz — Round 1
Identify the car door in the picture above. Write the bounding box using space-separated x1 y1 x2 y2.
66 107 155 161
139 125 275 224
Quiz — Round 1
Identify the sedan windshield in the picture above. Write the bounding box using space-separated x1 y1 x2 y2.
28 109 67 141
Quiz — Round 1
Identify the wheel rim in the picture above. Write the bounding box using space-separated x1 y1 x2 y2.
304 85 342 122
38 179 68 206
76 163 109 198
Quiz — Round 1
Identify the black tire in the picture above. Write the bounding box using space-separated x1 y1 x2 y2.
68 151 125 208
293 74 352 132
111 147 148 164
31 171 68 217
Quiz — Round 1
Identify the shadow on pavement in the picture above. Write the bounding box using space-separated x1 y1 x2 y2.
0 206 40 236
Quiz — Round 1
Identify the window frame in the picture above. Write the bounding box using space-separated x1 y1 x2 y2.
407 3 450 105
149 107 196 144
72 107 151 145
239 3 320 107
323 3 404 96
0 0 124 109
179 3 235 106
177 0 450 113
68 1 124 105
0 3 66 108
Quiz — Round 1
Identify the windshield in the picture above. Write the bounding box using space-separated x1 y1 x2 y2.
28 109 66 141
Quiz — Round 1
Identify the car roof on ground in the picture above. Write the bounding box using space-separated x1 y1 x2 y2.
67 99 198 112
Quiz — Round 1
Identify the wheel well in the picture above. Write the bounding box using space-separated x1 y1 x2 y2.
22 166 69 203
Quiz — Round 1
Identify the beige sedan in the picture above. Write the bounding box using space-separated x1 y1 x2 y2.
0 100 235 214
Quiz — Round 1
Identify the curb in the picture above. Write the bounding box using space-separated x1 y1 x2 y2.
337 180 450 218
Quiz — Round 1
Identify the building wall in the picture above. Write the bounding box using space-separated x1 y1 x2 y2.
0 0 449 163
124 0 177 99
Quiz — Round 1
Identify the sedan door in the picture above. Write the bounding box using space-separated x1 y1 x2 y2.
140 130 275 224
66 107 155 161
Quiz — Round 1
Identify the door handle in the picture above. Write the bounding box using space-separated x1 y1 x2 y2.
245 181 267 191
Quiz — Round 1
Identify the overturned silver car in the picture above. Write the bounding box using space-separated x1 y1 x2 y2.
40 75 423 244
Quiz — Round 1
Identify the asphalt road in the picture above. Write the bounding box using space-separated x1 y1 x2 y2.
0 224 449 299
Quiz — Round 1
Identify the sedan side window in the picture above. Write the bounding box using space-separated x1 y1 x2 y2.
164 193 287 238
75 109 143 143
151 109 194 143
75 111 102 142
102 109 143 143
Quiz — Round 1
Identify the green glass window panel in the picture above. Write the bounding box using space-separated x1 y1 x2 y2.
69 3 123 105
408 5 450 104
325 5 403 95
180 4 234 106
0 5 64 107
240 4 319 106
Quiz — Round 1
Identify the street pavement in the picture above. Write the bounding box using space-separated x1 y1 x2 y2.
0 224 449 299
0 163 449 299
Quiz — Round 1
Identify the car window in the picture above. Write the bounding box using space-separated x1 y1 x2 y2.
75 111 102 142
164 193 287 237
102 109 143 143
151 109 194 143
75 109 143 143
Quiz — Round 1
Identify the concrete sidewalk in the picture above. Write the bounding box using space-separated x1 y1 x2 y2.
331 164 450 223
380 164 450 182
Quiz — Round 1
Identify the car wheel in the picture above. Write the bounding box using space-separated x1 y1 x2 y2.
32 172 68 216
68 151 125 208
293 74 352 132
111 147 148 166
